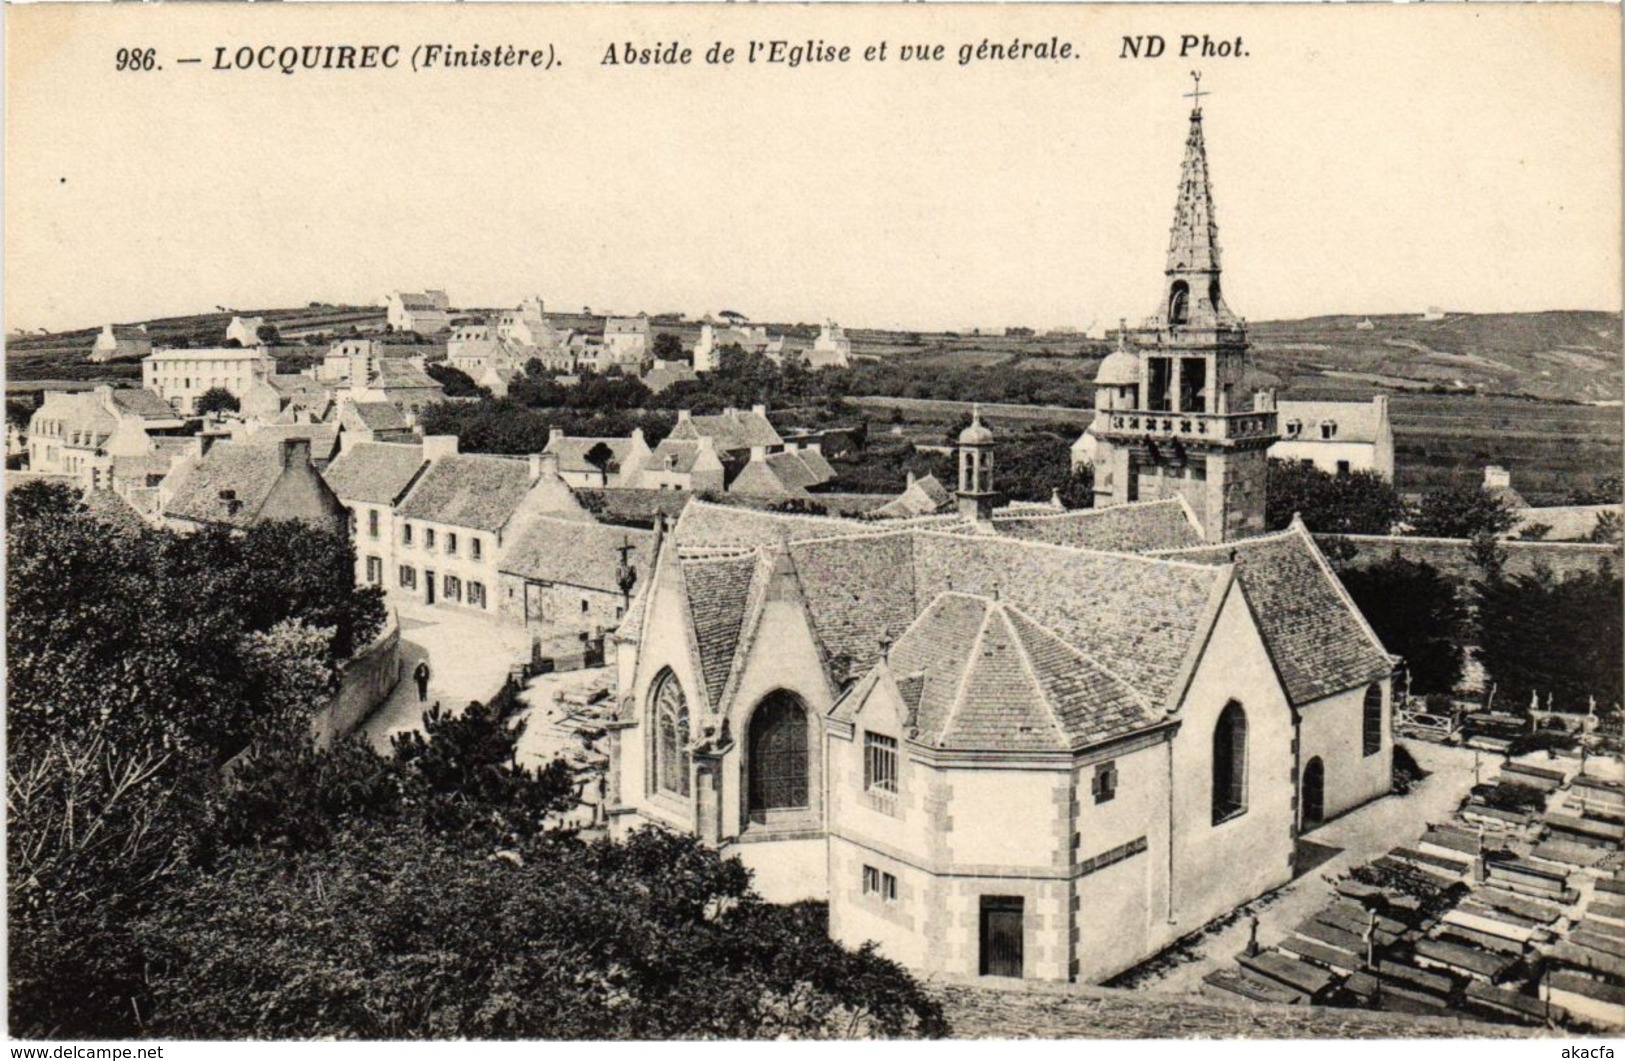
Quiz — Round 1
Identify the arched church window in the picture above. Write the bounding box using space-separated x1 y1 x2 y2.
748 691 809 819
1362 683 1383 757
1212 700 1248 825
1168 281 1191 326
651 669 691 797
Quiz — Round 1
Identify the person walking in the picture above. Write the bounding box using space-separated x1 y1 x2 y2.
413 659 431 702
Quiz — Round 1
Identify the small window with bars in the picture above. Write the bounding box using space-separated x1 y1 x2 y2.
864 732 899 795
1091 760 1118 805
861 865 898 902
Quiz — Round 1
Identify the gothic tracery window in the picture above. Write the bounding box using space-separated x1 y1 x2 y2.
652 670 691 797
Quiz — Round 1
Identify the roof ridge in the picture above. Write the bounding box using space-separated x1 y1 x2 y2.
935 597 996 748
912 525 1225 573
989 602 1072 748
990 498 1181 524
999 598 1156 716
1290 519 1395 665
1149 526 1300 556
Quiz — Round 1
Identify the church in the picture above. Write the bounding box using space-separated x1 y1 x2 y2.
603 84 1398 984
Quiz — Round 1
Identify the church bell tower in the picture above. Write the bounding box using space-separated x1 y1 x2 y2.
1088 74 1278 543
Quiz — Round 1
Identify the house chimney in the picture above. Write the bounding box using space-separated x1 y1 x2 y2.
1484 465 1511 490
548 427 565 446
907 470 916 488
631 427 645 445
422 434 459 461
749 444 767 463
723 406 737 417
751 404 767 417
281 437 312 469
677 409 691 424
786 441 799 453
531 452 560 482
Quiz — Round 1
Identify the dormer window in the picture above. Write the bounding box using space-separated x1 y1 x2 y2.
1285 419 1302 438
1320 421 1338 440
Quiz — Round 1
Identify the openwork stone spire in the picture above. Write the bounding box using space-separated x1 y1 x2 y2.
1160 72 1234 327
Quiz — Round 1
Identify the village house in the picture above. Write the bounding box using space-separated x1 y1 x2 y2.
498 516 659 632
603 315 651 366
225 315 266 348
335 398 417 451
321 438 441 589
90 323 152 363
161 437 347 536
804 320 853 369
604 87 1398 986
226 420 342 469
239 374 333 423
493 297 563 349
26 385 185 487
386 290 452 335
142 347 275 415
342 358 447 422
1270 396 1396 481
541 427 653 488
641 358 699 395
390 450 589 614
445 328 528 398
692 322 784 372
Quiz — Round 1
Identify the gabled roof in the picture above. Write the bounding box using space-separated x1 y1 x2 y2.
268 374 330 398
163 441 299 528
375 360 442 391
667 409 782 451
673 497 907 548
649 439 705 475
679 552 764 707
500 517 655 594
873 474 954 519
341 401 410 432
643 364 699 393
239 422 340 462
578 487 693 527
395 454 536 532
847 593 1159 754
729 456 810 500
1151 521 1392 706
990 498 1204 553
795 447 837 483
106 387 178 421
321 442 428 506
1276 400 1386 445
543 435 638 475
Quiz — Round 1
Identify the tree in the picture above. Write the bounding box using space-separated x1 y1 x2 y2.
1339 552 1466 695
652 332 684 360
1474 560 1623 713
1265 460 1405 534
1408 484 1518 540
255 324 282 345
1588 509 1623 545
583 441 617 484
194 386 239 416
425 363 483 398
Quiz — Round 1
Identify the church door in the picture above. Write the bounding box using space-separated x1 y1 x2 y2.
979 897 1025 978
1302 757 1325 827
746 693 809 821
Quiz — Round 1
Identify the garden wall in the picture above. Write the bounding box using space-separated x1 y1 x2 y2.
310 611 401 748
1321 534 1618 583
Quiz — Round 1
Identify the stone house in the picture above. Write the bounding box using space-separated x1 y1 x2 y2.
1270 396 1396 481
541 427 654 489
603 315 651 366
90 323 151 363
386 290 451 335
497 516 659 632
390 451 589 614
322 438 441 590
142 347 275 415
225 316 266 348
27 386 185 487
161 437 347 536
804 320 852 369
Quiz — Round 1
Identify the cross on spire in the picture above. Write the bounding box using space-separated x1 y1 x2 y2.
1184 70 1208 112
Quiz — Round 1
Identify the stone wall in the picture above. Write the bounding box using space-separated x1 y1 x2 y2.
1323 534 1618 583
310 611 401 748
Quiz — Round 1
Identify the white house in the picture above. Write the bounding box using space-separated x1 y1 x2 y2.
386 290 452 335
90 323 151 363
603 316 650 366
142 347 275 415
804 320 852 369
1271 396 1395 481
225 316 267 348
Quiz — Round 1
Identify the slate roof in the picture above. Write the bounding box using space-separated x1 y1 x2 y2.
79 487 149 536
376 361 442 390
667 409 783 451
543 435 638 475
729 456 810 500
107 387 179 421
851 593 1160 753
650 439 706 475
321 442 428 505
680 552 764 707
796 447 837 483
500 517 657 595
674 498 906 549
990 498 1203 553
1152 522 1393 706
342 401 410 432
873 474 953 518
643 363 699 393
240 423 340 463
1277 400 1386 445
163 441 297 529
579 488 693 527
395 454 537 532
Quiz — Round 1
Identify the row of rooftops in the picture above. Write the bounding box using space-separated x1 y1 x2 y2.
638 497 1395 755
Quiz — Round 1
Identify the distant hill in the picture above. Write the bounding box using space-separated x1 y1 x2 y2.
1246 310 1622 404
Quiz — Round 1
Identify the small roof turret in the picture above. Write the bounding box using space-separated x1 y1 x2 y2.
958 405 994 446
1094 321 1140 386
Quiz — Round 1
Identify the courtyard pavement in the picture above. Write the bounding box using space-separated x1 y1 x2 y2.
357 598 535 753
1130 740 1486 994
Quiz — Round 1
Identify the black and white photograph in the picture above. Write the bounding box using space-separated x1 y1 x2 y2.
4 0 1622 1046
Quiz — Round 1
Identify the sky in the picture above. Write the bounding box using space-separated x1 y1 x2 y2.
6 3 1621 334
